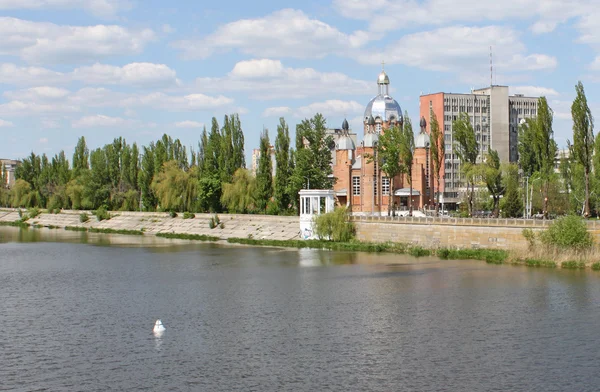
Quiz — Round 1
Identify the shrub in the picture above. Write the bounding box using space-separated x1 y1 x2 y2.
408 246 430 257
47 195 63 213
561 260 586 269
591 262 600 271
94 206 110 221
522 228 537 250
219 222 225 229
314 207 355 242
214 215 220 225
183 212 195 219
17 208 23 218
209 216 216 229
79 213 89 223
525 259 556 268
27 207 41 219
540 215 593 251
169 210 178 218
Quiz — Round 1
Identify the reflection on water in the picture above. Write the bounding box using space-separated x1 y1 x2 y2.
3 226 600 391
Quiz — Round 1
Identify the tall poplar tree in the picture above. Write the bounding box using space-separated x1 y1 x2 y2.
429 111 444 216
255 129 273 212
72 136 89 177
400 112 415 216
481 149 503 217
571 81 594 217
452 112 479 216
274 117 291 213
536 97 558 218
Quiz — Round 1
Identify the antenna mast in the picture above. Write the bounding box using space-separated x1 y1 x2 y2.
490 46 493 87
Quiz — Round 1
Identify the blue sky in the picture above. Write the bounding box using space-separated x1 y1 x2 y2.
0 0 599 164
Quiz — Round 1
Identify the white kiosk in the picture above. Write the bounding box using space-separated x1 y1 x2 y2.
299 189 335 240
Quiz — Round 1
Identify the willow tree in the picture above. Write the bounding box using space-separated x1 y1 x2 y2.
399 113 415 216
452 112 479 216
221 168 256 213
429 111 444 216
571 81 594 217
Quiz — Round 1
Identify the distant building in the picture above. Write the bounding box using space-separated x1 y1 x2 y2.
0 159 19 188
251 146 276 177
420 86 540 207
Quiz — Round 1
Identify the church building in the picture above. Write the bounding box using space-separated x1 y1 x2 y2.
332 69 433 215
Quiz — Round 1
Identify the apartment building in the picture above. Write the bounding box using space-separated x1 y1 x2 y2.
1 159 19 188
420 86 539 206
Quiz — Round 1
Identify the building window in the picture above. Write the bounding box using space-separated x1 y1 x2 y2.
374 177 378 196
382 177 390 195
352 176 360 195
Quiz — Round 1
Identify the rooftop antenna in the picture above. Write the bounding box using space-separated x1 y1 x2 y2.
490 45 493 87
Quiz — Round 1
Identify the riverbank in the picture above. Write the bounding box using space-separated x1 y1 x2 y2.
2 208 599 271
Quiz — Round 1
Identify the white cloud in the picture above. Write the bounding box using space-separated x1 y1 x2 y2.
0 0 131 18
0 100 79 116
0 63 66 85
39 137 49 144
72 62 179 87
175 121 204 128
4 86 70 100
120 92 235 111
262 107 292 118
162 24 175 34
360 26 556 74
196 59 373 100
0 118 14 127
509 86 560 97
172 9 372 59
0 17 154 64
295 100 364 118
72 114 139 128
333 0 592 35
589 56 600 71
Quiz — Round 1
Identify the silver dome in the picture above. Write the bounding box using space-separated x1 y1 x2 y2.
415 131 430 149
364 132 379 148
336 135 355 150
364 95 402 123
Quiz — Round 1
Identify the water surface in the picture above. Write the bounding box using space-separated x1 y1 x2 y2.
1 227 599 391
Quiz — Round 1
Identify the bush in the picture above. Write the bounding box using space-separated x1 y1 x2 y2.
540 215 592 251
219 222 225 229
94 206 110 221
79 213 90 223
591 262 600 271
561 260 586 269
524 259 556 268
209 214 220 229
169 210 178 218
47 195 63 214
522 228 536 250
314 207 356 242
183 212 195 219
27 207 41 219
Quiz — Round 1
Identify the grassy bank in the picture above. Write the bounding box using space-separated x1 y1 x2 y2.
0 220 30 228
63 226 144 235
156 232 220 241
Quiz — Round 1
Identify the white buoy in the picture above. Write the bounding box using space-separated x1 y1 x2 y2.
153 319 166 335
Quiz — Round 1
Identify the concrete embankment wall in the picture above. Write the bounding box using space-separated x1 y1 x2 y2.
352 216 600 251
0 209 301 241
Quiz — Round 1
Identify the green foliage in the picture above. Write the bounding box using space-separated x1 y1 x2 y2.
0 220 30 228
65 226 87 232
436 248 509 263
313 207 356 242
27 207 41 219
88 228 144 235
274 117 292 213
522 228 536 250
94 206 110 221
408 246 431 257
591 262 600 271
156 232 220 241
376 123 403 204
561 260 586 269
501 163 523 218
452 112 479 216
183 212 195 219
221 168 256 213
255 129 274 212
400 112 416 214
571 81 594 217
479 150 504 217
540 215 593 250
219 221 225 229
429 110 444 215
169 210 178 218
79 213 89 223
525 259 557 268
208 214 220 229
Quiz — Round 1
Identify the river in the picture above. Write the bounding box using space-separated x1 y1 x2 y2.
1 227 599 391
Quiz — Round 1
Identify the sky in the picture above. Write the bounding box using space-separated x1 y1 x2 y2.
1 0 599 164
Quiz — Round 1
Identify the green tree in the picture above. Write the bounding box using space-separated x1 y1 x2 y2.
571 81 595 217
255 129 273 213
535 97 558 218
480 149 504 217
289 114 334 212
400 112 415 216
151 160 191 212
452 112 479 216
429 110 445 216
72 136 89 177
500 163 522 218
274 117 292 213
221 168 256 213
